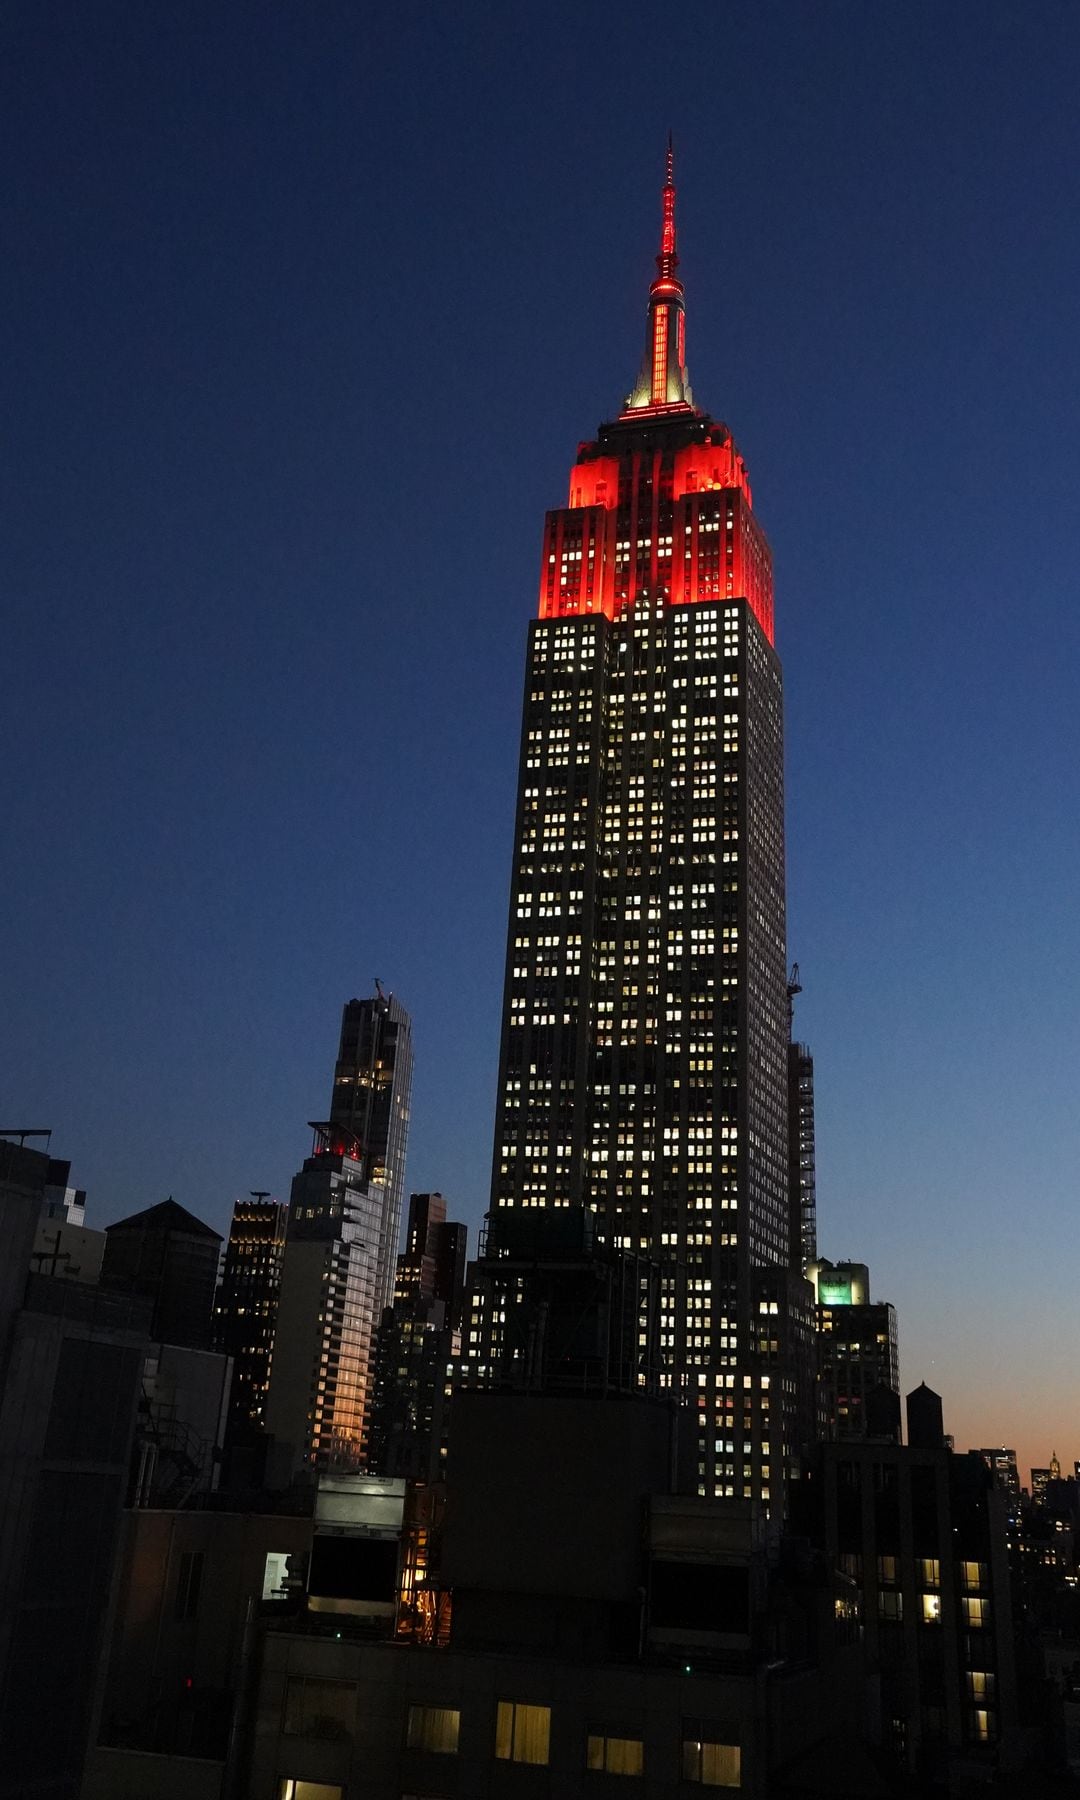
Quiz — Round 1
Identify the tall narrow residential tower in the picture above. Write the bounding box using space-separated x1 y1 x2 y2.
329 990 413 1319
489 150 803 1504
265 990 413 1476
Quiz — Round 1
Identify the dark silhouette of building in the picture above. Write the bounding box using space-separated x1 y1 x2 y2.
795 1383 1022 1786
84 1503 312 1790
394 1192 465 1313
329 988 413 1322
129 1338 232 1509
213 1192 287 1439
864 1383 902 1442
974 1447 1020 1525
233 1386 874 1799
810 1256 899 1441
486 145 804 1508
785 963 816 1276
92 1198 234 1506
368 1193 467 1481
787 1041 817 1272
907 1378 945 1450
101 1197 221 1350
0 1138 150 1800
460 1205 664 1400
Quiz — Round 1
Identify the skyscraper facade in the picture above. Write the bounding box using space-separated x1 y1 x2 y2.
368 1192 467 1480
787 1041 817 1273
265 1124 388 1476
213 1193 288 1438
488 151 798 1504
265 991 413 1477
330 989 414 1319
809 1258 899 1441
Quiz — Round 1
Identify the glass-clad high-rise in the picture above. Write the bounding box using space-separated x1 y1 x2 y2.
487 150 810 1505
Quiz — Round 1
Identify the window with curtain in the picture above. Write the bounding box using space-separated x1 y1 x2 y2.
278 1782 343 1800
586 1732 644 1775
282 1677 356 1740
405 1704 460 1754
681 1724 741 1788
495 1700 551 1765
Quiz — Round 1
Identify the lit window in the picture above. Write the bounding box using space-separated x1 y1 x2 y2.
262 1551 291 1602
495 1701 550 1765
587 1733 644 1775
279 1784 343 1800
681 1728 741 1787
921 1593 942 1625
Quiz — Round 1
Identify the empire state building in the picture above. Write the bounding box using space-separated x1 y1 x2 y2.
488 149 809 1505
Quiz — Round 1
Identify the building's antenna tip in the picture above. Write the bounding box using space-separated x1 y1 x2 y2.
666 131 674 183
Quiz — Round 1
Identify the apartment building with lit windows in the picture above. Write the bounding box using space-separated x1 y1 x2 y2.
796 1386 1022 1784
482 147 807 1506
244 1385 868 1800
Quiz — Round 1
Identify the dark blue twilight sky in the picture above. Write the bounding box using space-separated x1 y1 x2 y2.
4 1 1079 1477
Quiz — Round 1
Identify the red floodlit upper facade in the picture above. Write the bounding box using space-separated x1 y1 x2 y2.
538 144 774 645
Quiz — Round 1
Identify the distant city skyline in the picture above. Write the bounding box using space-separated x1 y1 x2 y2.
4 1 1080 1484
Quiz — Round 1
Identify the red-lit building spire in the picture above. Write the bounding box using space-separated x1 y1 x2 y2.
538 145 773 647
624 135 694 414
658 131 677 280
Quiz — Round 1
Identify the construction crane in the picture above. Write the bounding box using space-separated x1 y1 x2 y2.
786 962 802 1039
